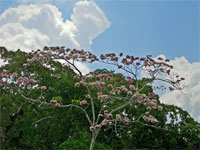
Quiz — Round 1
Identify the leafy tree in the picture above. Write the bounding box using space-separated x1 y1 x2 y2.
1 46 199 150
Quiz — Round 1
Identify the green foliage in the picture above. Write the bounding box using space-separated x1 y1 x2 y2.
1 47 199 149
58 131 112 150
52 96 63 103
71 99 80 105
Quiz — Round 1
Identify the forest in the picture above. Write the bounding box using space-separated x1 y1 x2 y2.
0 46 200 150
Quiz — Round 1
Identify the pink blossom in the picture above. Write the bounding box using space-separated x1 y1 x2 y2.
127 91 132 95
116 114 122 121
114 89 121 94
127 79 133 84
1 73 7 78
109 122 112 125
85 94 91 99
107 113 112 117
108 84 113 88
23 77 29 84
143 115 159 123
157 106 163 111
144 98 150 102
129 85 135 90
148 115 159 123
17 77 24 85
55 103 61 107
97 92 102 96
50 100 57 103
90 125 95 131
88 82 96 86
80 80 87 86
146 106 152 110
123 119 129 125
29 79 34 84
145 112 150 115
102 119 108 126
73 75 79 79
143 116 149 122
96 81 105 86
104 110 108 114
105 113 112 118
98 94 108 101
98 114 103 117
151 99 157 104
149 100 157 107
120 86 128 92
40 86 47 90
75 82 80 87
12 73 18 77
80 100 87 105
137 100 143 103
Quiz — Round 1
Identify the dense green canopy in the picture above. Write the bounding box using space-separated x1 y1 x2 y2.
0 47 199 149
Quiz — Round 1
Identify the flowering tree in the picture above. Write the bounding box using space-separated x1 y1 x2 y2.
0 46 185 150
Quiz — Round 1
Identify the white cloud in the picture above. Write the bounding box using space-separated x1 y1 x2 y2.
0 1 111 73
0 23 50 52
141 55 200 122
71 1 111 50
160 56 200 122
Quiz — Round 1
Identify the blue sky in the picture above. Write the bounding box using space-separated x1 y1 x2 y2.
0 0 199 63
92 0 199 63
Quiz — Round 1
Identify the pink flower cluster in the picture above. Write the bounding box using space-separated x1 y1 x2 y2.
50 100 57 103
1 73 8 78
97 92 108 101
157 106 163 111
50 100 61 107
143 115 159 123
129 85 136 90
110 89 121 95
102 119 109 126
17 77 34 85
96 73 113 81
123 118 129 125
40 86 47 90
127 79 133 84
12 73 18 77
107 84 113 88
55 103 61 107
80 100 87 105
116 114 122 121
73 75 79 79
85 94 91 99
127 91 133 95
119 86 128 92
75 82 80 87
98 114 103 117
90 125 95 132
103 110 112 118
89 124 101 132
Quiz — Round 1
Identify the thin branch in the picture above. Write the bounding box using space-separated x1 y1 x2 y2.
60 104 92 125
32 116 53 125
86 85 95 124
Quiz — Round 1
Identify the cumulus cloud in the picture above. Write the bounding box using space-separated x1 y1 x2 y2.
0 1 111 74
142 55 200 122
160 56 200 122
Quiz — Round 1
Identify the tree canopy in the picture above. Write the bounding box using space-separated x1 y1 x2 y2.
0 47 199 150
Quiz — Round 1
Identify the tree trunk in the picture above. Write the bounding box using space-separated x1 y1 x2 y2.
89 128 100 150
